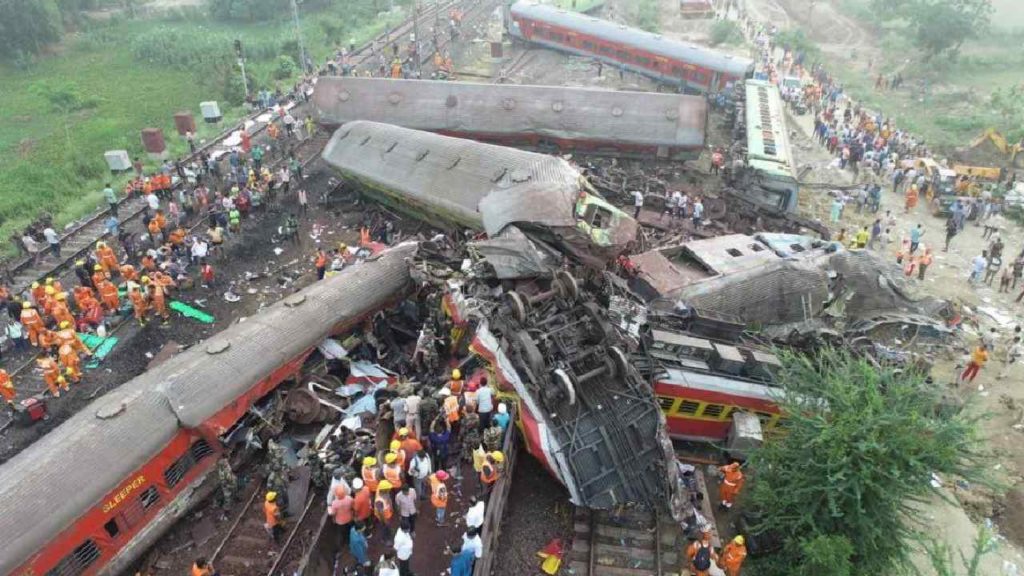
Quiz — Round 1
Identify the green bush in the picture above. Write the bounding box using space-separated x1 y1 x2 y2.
635 0 659 33
272 54 297 79
709 20 743 46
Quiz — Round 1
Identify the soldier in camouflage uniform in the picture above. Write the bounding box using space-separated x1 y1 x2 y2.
267 468 290 513
418 390 439 432
482 422 504 453
267 439 288 476
461 407 481 464
217 459 238 507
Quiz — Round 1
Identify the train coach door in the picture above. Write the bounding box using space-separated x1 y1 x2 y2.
567 31 579 48
654 56 669 80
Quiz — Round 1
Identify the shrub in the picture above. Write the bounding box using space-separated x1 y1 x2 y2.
709 20 743 46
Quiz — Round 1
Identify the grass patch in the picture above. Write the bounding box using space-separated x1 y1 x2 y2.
0 2 404 257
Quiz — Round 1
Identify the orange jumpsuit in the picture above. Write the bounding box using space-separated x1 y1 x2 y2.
91 270 109 289
96 245 120 274
55 328 89 356
120 264 138 282
153 212 167 231
73 286 95 311
719 463 745 508
720 541 747 576
150 285 170 321
20 307 43 346
31 284 46 305
39 294 56 317
147 218 162 240
129 289 149 324
38 357 67 396
78 294 100 314
98 280 120 312
0 370 14 404
58 343 82 383
37 329 58 353
51 300 75 327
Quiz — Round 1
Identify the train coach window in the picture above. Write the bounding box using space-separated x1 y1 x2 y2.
599 46 612 55
583 41 595 50
701 403 725 419
678 400 700 415
119 485 162 528
103 519 120 539
191 438 214 461
691 71 708 84
616 50 629 60
657 395 677 413
45 539 101 576
583 205 613 229
164 439 214 489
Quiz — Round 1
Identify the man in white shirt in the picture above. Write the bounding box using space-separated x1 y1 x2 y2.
190 238 208 266
461 527 483 560
404 392 422 439
465 499 485 531
476 381 494 429
692 198 705 228
145 191 160 215
631 190 644 219
43 226 60 258
393 524 414 575
408 450 432 501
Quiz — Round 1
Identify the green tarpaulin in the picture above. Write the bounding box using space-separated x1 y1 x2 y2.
170 300 215 324
78 332 119 369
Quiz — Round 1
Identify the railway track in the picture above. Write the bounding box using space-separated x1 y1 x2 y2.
569 507 683 576
3 0 467 296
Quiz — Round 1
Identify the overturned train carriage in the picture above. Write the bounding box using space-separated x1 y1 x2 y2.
0 245 416 576
312 77 708 160
322 120 638 263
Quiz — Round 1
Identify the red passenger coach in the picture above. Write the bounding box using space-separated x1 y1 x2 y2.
0 246 415 576
509 1 754 93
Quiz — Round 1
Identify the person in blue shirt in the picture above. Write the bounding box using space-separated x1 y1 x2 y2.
909 223 924 254
348 523 368 575
493 403 510 432
449 547 475 576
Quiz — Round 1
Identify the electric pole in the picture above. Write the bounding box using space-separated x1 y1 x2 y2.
291 0 308 73
234 39 250 103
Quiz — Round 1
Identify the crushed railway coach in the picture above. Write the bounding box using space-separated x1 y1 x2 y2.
507 1 754 93
321 121 638 265
0 245 417 576
311 77 708 160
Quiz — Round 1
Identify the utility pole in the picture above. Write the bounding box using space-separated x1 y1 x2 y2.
291 0 308 73
413 1 421 77
234 39 250 103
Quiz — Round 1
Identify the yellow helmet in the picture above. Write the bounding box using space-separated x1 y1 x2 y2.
377 480 393 491
490 451 504 463
93 264 103 271
31 282 40 289
60 321 70 329
266 491 277 502
97 241 106 248
141 276 151 284
398 427 410 437
22 301 31 309
55 292 67 301
45 277 55 285
362 456 377 467
339 243 348 250
44 286 55 295
734 535 745 546
65 367 75 376
384 452 397 464
76 260 85 266
452 369 462 381
390 440 401 450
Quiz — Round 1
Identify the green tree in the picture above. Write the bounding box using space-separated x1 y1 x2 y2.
747 349 987 576
921 526 995 576
0 0 62 59
709 20 743 46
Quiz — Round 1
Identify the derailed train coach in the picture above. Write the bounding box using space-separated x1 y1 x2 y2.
321 120 638 264
0 246 416 576
312 77 708 160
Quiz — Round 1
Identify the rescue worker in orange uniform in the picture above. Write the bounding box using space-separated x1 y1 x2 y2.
72 285 95 311
30 281 45 306
398 428 423 467
59 342 82 383
40 285 57 316
191 558 215 576
264 491 284 543
352 477 373 525
314 249 327 281
95 241 119 274
20 302 44 346
146 277 171 324
120 263 138 282
429 470 449 526
129 285 149 326
720 535 747 576
382 452 404 489
0 369 15 405
389 440 407 470
360 226 371 247
718 462 745 510
38 356 67 397
374 479 395 541
361 456 381 493
37 327 58 354
45 276 63 294
448 368 464 395
55 321 90 356
97 279 120 313
686 531 718 576
479 451 502 499
51 292 75 327
91 264 109 289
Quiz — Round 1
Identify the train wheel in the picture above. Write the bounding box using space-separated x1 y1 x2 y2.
556 270 579 302
552 368 577 406
609 346 629 379
505 291 528 324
